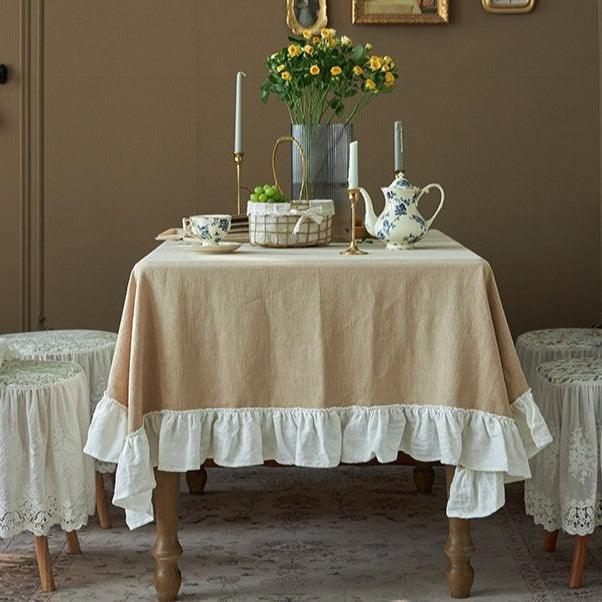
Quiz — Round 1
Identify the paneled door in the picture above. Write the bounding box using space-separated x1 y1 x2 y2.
0 1 25 332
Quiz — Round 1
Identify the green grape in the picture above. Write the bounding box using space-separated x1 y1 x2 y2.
254 186 263 195
265 187 275 198
250 193 258 202
259 193 268 202
263 184 272 192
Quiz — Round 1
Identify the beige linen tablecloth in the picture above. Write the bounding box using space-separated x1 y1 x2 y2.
85 230 551 528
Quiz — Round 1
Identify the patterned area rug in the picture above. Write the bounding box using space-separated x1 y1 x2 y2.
1 466 600 601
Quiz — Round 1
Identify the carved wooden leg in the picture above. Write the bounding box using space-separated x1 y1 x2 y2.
65 530 81 554
95 471 112 529
544 529 558 552
34 536 56 593
569 535 588 589
445 465 474 598
152 470 182 601
413 462 435 494
185 467 207 495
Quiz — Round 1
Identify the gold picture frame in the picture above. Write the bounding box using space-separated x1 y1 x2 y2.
286 0 328 35
352 0 449 25
481 0 535 14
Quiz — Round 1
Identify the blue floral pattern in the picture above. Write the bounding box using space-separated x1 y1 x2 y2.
191 216 231 245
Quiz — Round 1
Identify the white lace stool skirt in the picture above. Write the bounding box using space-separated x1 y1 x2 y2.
0 359 95 591
0 330 118 528
524 357 602 589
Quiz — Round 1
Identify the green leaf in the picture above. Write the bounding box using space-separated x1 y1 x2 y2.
351 44 365 63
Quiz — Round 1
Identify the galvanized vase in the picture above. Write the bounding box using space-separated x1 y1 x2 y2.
291 123 353 242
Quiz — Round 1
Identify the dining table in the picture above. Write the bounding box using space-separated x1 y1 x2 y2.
84 229 551 601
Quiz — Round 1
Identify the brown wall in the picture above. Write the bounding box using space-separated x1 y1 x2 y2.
186 0 602 336
2 0 600 336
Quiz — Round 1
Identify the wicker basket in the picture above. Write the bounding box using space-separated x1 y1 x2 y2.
247 136 334 248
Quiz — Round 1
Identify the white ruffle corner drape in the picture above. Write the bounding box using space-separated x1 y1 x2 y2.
85 390 551 529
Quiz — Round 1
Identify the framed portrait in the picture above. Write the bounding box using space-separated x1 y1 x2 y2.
481 0 535 13
286 0 328 35
352 0 449 24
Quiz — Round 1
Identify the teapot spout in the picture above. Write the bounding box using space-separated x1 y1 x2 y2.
359 187 378 238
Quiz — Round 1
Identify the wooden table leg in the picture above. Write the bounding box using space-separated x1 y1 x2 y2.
65 530 81 554
185 467 207 495
445 466 474 598
569 535 588 589
413 462 435 494
95 471 112 529
544 530 558 552
34 536 56 593
152 470 182 601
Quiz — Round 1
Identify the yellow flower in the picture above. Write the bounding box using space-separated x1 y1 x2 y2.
365 43 373 51
330 66 342 77
312 36 321 44
381 63 390 72
288 44 301 57
276 64 286 72
281 71 291 81
369 55 382 71
352 65 363 76
340 35 352 46
329 38 337 47
303 45 314 55
365 78 376 91
321 28 335 39
309 64 320 75
270 52 279 60
385 71 395 83
383 55 393 64
302 29 313 40
385 80 394 88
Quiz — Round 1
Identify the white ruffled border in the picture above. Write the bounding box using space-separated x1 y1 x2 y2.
84 392 551 529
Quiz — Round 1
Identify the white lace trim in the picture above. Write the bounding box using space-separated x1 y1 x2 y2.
84 391 551 529
524 488 602 536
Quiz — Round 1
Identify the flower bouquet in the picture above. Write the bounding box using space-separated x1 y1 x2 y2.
260 28 399 240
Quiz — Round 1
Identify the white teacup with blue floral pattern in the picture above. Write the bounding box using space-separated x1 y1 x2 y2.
183 214 231 246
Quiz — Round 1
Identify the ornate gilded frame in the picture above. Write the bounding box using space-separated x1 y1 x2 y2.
286 0 328 35
481 0 535 14
352 0 449 25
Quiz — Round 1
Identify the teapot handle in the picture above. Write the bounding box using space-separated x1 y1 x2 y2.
416 183 445 230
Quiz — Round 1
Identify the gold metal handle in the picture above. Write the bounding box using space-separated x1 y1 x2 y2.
272 135 308 201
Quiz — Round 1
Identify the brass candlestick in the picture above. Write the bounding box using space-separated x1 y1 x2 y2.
340 188 367 256
233 151 245 216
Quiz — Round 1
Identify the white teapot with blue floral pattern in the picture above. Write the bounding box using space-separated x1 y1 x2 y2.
360 172 445 249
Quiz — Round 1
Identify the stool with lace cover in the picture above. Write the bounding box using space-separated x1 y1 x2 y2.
0 358 95 592
524 357 602 589
0 330 117 528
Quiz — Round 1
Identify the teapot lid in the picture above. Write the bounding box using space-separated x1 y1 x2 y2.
390 171 414 190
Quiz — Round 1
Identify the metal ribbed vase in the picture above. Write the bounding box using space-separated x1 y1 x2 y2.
291 123 353 242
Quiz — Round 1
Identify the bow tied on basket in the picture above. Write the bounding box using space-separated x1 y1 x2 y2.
290 205 325 235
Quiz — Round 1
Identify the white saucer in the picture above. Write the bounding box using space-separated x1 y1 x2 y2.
187 242 241 254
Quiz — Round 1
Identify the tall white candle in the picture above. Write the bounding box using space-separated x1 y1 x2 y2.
348 141 359 189
394 121 403 172
234 71 246 153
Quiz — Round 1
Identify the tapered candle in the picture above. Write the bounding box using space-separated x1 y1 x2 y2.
348 141 359 189
394 121 403 172
234 71 246 153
